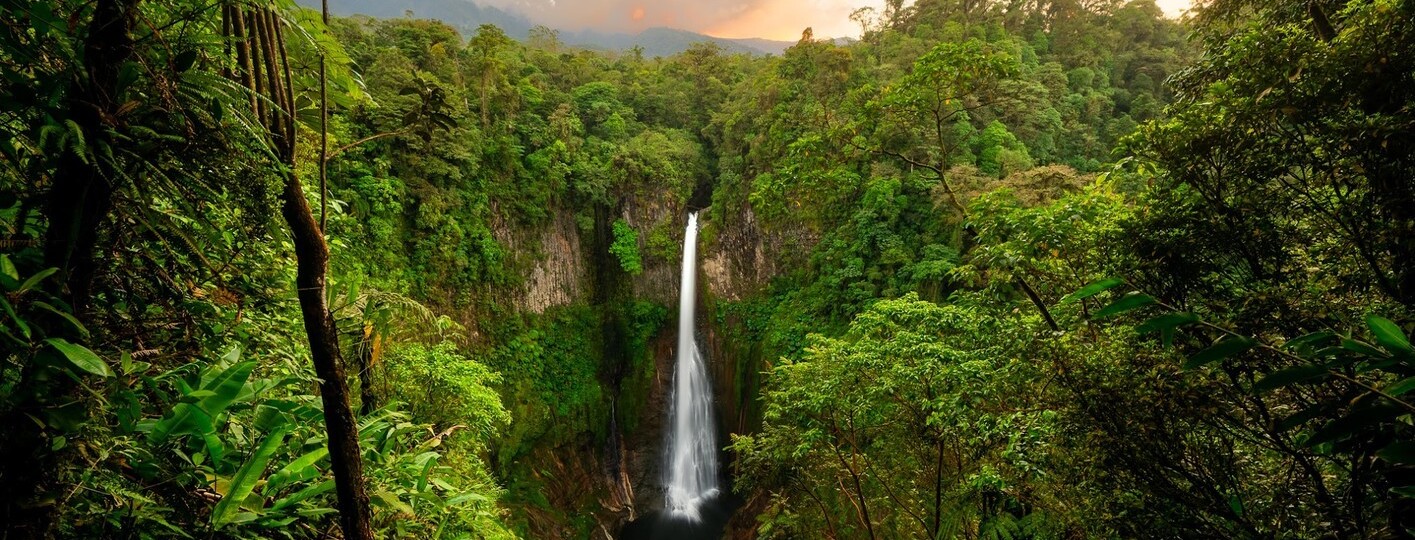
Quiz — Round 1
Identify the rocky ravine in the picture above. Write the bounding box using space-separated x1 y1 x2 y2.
486 194 792 538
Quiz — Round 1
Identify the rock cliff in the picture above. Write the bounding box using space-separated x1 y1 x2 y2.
485 192 797 537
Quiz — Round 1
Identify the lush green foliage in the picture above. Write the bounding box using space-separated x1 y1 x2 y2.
608 220 643 275
380 342 509 448
0 1 519 537
724 1 1415 538
4 0 1412 538
733 294 1058 538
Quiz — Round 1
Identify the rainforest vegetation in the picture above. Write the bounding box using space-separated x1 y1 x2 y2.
1 0 1413 538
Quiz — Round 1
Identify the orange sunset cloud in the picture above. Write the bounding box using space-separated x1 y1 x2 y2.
482 0 1194 41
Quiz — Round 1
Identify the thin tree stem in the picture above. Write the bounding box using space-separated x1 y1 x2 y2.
319 0 328 232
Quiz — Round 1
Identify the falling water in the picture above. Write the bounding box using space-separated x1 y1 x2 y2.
663 212 720 521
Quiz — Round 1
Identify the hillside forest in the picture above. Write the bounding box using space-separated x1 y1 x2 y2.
2 0 1414 538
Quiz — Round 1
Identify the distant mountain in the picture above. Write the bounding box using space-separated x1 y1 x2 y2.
307 0 798 57
729 37 800 55
558 27 796 57
311 0 537 39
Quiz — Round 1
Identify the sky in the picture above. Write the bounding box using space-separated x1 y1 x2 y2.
483 0 1194 41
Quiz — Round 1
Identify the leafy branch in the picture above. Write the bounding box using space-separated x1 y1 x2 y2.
1072 278 1415 412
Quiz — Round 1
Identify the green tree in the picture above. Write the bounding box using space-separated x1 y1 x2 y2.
734 294 1064 539
468 24 513 130
870 39 1018 212
1129 0 1415 307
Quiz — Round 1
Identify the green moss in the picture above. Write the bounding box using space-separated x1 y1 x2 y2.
616 300 670 434
645 220 680 263
487 305 608 467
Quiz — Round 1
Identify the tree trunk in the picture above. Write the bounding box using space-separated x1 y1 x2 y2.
5 0 139 534
229 5 376 538
42 0 139 313
279 172 376 540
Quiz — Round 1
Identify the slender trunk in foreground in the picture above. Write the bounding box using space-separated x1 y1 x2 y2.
226 5 374 538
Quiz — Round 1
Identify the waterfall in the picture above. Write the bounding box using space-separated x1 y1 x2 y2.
663 212 720 521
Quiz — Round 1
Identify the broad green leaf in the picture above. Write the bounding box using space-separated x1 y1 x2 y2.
258 516 298 528
45 338 112 377
1340 338 1388 359
253 403 295 433
32 301 88 337
149 360 257 444
1183 336 1257 370
1366 316 1412 354
197 346 245 389
415 451 439 492
1062 277 1124 303
1093 292 1155 319
373 489 414 515
446 492 489 505
1303 403 1403 447
0 255 18 283
15 268 58 294
1376 441 1415 465
430 478 457 492
1160 327 1177 348
211 426 288 527
2 296 30 339
264 447 329 495
1283 331 1336 354
203 432 227 464
344 281 360 310
1137 312 1199 336
1254 364 1328 392
225 512 259 525
294 507 337 519
1384 376 1415 396
271 480 335 512
1276 406 1326 432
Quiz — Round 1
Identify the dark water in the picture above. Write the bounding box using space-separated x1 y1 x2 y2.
619 494 741 540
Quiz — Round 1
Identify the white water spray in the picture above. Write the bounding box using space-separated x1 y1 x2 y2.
663 212 720 520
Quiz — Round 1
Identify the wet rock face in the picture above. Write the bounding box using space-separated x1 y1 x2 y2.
700 204 816 300
621 327 676 517
622 196 683 307
502 198 789 315
521 211 589 312
701 207 773 302
498 196 687 314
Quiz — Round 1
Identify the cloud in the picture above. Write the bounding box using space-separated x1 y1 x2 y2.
705 0 884 39
477 0 882 40
480 0 1192 41
1155 0 1192 17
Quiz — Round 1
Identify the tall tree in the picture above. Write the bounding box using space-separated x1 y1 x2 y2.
41 0 140 314
223 4 374 538
1132 0 1415 307
871 39 1017 212
468 24 511 130
3 0 141 533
